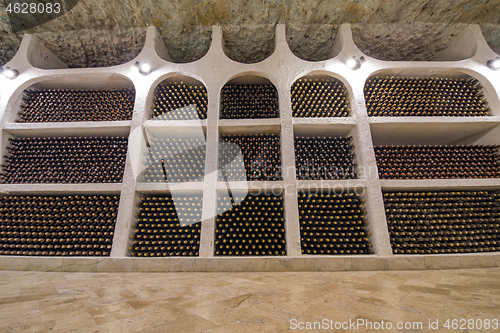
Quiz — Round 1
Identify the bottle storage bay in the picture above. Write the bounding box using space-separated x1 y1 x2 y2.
0 24 499 272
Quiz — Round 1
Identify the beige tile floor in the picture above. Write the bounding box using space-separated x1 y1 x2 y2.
0 268 499 332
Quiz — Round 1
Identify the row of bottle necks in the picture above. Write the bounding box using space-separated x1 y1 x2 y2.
3 190 500 257
12 75 494 123
3 136 500 183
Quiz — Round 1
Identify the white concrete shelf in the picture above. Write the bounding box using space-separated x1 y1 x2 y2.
292 117 356 126
143 119 207 128
370 119 500 146
215 180 285 191
0 183 122 194
3 121 132 137
297 179 366 190
0 252 497 272
218 122 281 135
136 182 204 192
368 116 500 123
380 179 500 191
0 23 499 271
219 118 281 127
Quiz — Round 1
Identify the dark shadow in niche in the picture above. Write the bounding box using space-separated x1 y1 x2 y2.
351 23 470 61
480 24 500 55
159 26 212 63
286 24 339 62
222 24 275 64
34 27 146 68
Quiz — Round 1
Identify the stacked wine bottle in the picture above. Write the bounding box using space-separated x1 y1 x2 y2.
298 191 371 255
219 133 281 181
130 194 202 257
17 89 135 122
141 136 206 182
0 136 128 184
365 76 489 117
291 78 350 117
384 191 500 254
375 145 500 179
0 195 118 256
151 81 207 120
295 136 357 180
220 83 279 119
215 193 286 256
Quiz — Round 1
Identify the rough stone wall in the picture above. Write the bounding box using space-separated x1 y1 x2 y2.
222 25 276 63
481 24 500 55
0 53 12 67
0 35 22 67
0 0 499 67
351 23 469 61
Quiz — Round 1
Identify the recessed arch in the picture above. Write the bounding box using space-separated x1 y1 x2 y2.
351 23 471 61
222 25 276 64
158 26 212 63
286 24 340 62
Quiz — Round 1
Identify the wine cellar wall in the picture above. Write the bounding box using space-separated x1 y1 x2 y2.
0 25 499 272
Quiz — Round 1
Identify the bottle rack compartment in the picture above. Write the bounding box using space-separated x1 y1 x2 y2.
365 74 489 117
0 194 119 257
214 191 287 257
130 192 203 257
0 135 129 184
17 88 135 123
298 190 372 256
383 190 500 255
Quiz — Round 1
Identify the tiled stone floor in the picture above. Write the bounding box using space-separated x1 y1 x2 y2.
0 268 499 332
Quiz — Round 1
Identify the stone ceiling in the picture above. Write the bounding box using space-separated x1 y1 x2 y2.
0 0 499 67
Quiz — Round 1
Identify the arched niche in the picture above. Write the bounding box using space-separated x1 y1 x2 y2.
220 75 279 120
364 68 499 117
149 76 207 121
158 26 212 63
222 25 275 64
286 24 341 62
291 73 350 118
5 73 135 124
